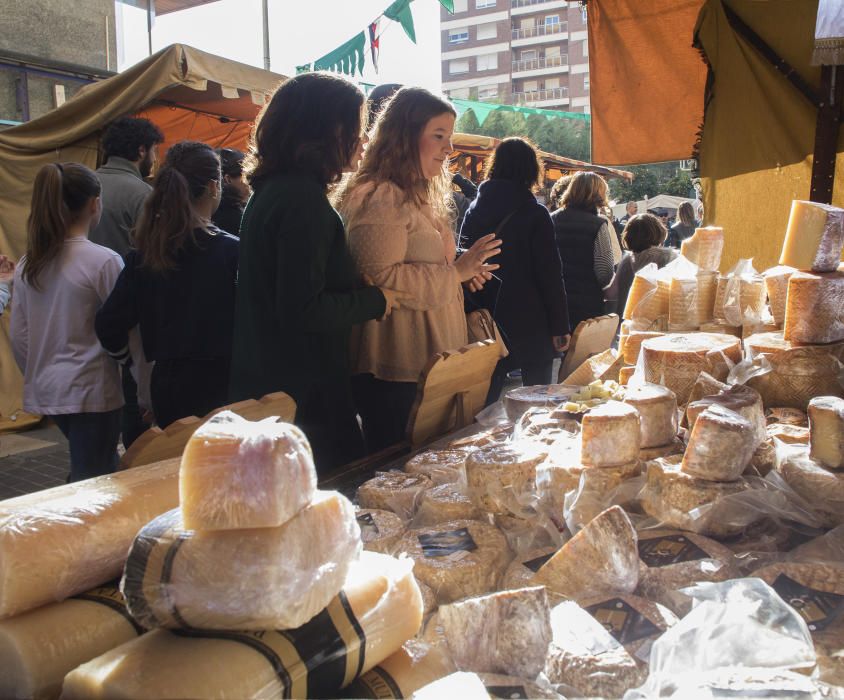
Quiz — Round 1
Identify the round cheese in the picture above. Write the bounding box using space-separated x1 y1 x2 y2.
744 332 844 410
494 512 560 554
504 385 574 421
776 445 844 528
580 400 641 467
357 508 405 555
357 471 432 520
639 437 685 462
404 450 466 485
620 330 665 365
683 404 755 482
395 519 512 604
763 265 796 326
640 332 743 405
622 384 678 448
465 445 547 514
779 199 844 273
686 384 767 448
680 226 724 272
699 319 741 336
808 396 844 468
415 483 482 526
784 270 844 344
623 274 669 323
447 424 513 451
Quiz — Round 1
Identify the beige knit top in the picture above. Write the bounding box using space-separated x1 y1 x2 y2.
341 181 468 383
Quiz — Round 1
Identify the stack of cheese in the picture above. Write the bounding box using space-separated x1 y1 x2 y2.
63 412 424 699
711 258 770 334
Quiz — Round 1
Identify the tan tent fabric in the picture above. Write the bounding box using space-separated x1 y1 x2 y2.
0 44 286 418
588 0 707 165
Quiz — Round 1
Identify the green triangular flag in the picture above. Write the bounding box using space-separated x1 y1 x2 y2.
385 0 416 44
314 31 366 77
438 0 454 12
296 64 311 74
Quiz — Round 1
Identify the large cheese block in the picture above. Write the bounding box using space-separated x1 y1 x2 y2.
533 506 638 600
640 332 743 404
122 490 361 630
344 643 457 699
63 552 423 700
776 445 844 528
358 472 432 520
0 584 141 700
744 332 844 410
809 396 844 469
404 450 466 485
620 330 665 365
686 384 767 448
395 519 511 605
465 446 546 514
621 384 678 448
680 226 724 272
668 273 717 330
438 586 552 679
0 458 179 619
779 199 844 272
562 348 623 386
357 508 406 554
762 265 796 325
500 547 561 591
783 270 844 344
415 483 482 526
580 400 641 467
179 411 316 531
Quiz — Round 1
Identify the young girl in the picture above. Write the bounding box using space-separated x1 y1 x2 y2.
11 163 124 481
95 141 238 429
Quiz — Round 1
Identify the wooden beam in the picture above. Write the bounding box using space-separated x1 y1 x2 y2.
810 64 844 204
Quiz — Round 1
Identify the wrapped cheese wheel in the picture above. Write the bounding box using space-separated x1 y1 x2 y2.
784 270 844 344
680 226 724 272
62 552 423 700
622 384 678 448
0 458 180 619
623 265 670 323
809 396 844 468
686 384 767 448
179 411 316 531
404 450 466 485
344 643 456 699
414 483 482 526
465 445 546 514
579 593 678 657
580 400 641 467
357 508 405 554
447 424 513 450
779 199 844 272
358 472 432 520
699 319 741 336
767 423 810 445
122 490 361 630
776 445 844 528
501 547 561 591
762 265 796 326
668 274 716 331
504 385 572 421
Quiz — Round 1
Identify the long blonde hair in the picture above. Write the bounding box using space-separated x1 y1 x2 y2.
335 87 456 223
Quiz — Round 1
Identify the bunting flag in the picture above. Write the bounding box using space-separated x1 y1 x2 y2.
384 0 416 44
296 64 312 74
438 0 454 11
369 20 381 73
450 98 592 126
314 31 367 77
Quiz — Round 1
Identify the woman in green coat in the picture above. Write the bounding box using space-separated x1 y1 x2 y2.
230 73 407 473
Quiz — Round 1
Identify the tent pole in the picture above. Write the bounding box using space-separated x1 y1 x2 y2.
262 0 271 70
147 1 153 56
810 64 844 205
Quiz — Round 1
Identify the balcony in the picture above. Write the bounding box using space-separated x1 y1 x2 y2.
512 86 569 108
510 0 568 14
511 22 567 47
511 54 568 77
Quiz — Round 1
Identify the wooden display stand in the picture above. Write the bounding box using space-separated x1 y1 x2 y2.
557 314 620 383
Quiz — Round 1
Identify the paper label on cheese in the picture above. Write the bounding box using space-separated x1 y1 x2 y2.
638 534 710 567
74 581 145 635
522 552 556 573
418 528 478 558
357 512 380 537
771 574 844 633
352 666 404 698
486 684 530 699
585 598 661 645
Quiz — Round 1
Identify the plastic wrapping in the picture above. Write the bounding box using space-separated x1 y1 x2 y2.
0 458 180 619
503 385 576 422
121 490 361 630
493 512 564 555
775 442 844 528
580 399 641 467
780 199 844 273
357 508 406 554
720 259 766 327
413 483 483 527
680 226 724 272
357 471 432 521
404 449 466 485
512 406 579 445
763 264 797 326
622 383 678 448
63 551 424 700
623 263 670 323
682 404 756 481
663 255 704 330
808 396 844 468
464 444 547 515
179 411 316 531
563 464 644 535
784 270 844 344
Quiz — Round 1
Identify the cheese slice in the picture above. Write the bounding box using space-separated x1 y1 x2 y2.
686 384 767 448
776 445 844 528
404 450 466 485
809 396 844 468
357 508 406 555
345 643 457 699
681 404 756 482
179 411 316 531
783 270 844 344
63 552 423 700
415 483 483 526
465 446 547 515
358 472 432 520
122 490 361 630
623 274 670 323
621 384 678 448
780 200 844 272
620 330 665 365
562 348 623 386
763 265 796 325
680 226 724 272
0 458 180 619
580 400 641 467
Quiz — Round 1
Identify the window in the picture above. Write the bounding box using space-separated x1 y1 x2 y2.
545 45 561 58
476 53 498 71
453 0 468 11
583 76 590 91
519 17 534 29
476 22 497 40
448 27 469 43
523 80 539 92
476 0 496 8
544 14 560 26
545 77 560 89
478 84 498 100
448 87 471 99
520 49 536 60
449 59 470 74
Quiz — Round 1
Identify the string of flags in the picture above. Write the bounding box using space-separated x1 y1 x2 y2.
296 0 453 77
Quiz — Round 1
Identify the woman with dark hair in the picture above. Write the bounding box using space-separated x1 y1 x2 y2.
212 147 250 237
335 87 500 452
665 201 698 248
95 141 238 429
460 137 570 403
11 162 124 481
229 72 407 472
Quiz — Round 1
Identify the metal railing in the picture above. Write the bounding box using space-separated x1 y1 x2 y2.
511 22 567 40
511 54 567 72
512 86 568 104
511 0 564 6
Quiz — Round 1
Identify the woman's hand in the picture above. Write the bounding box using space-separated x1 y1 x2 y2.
552 334 571 353
455 233 501 283
463 270 493 293
363 273 414 321
0 255 15 283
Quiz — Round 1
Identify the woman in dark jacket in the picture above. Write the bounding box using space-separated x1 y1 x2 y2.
665 201 698 248
461 138 570 403
211 148 250 237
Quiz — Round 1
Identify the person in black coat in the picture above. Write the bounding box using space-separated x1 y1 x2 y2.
460 138 570 404
211 148 250 237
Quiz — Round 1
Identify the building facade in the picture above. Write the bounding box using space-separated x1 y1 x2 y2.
441 0 590 113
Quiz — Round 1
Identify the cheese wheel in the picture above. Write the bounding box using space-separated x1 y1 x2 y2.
404 450 466 485
640 332 742 405
562 348 623 386
345 643 456 699
686 384 767 448
415 483 482 526
357 508 406 554
809 396 844 468
699 319 741 336
738 275 767 322
776 445 844 528
767 423 810 445
411 672 489 700
564 462 642 532
580 400 640 467
618 365 636 386
501 547 561 591
763 265 796 325
63 552 423 700
0 458 179 619
621 330 665 365
668 277 700 330
622 384 678 448
504 385 573 421
681 404 756 482
779 199 844 272
680 226 724 272
447 424 513 451
465 446 546 514
744 332 844 410
395 520 512 605
784 270 844 344
122 490 361 630
179 411 316 531
742 319 780 338
358 472 432 520
639 437 685 461
623 274 669 323
0 584 141 700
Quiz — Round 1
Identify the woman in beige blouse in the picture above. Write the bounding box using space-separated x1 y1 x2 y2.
337 87 500 452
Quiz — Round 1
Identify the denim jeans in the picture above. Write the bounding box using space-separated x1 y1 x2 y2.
51 409 121 482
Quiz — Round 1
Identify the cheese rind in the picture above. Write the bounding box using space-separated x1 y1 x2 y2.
122 490 361 630
680 226 724 272
762 265 796 325
621 384 678 448
682 405 755 482
357 508 405 554
415 483 483 526
776 445 844 528
809 396 844 468
779 199 844 272
357 471 432 520
686 384 767 448
345 643 457 699
580 400 641 467
562 348 623 386
620 330 665 365
783 270 844 344
404 450 466 485
179 411 316 531
465 446 546 514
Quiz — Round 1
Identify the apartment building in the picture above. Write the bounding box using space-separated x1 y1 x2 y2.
441 0 590 113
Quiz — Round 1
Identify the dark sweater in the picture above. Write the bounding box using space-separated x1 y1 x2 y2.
212 192 245 238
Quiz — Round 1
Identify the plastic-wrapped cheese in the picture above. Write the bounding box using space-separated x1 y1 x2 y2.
784 270 844 344
563 462 643 533
699 319 741 336
668 275 710 331
179 411 316 531
395 519 511 605
620 330 665 365
63 552 423 700
686 384 767 448
0 583 141 700
503 385 572 421
345 643 457 699
465 445 546 514
415 483 482 526
621 384 678 448
562 348 623 386
447 424 513 451
776 445 844 528
686 371 728 411
411 672 489 700
745 332 844 410
580 400 641 467
357 508 406 554
623 268 670 322
0 458 180 619
639 437 685 461
682 405 755 482
404 450 466 485
809 396 844 468
779 200 844 272
767 423 810 444
122 490 361 630
640 332 742 405
680 226 724 272
580 593 678 657
763 265 796 325
358 471 432 520
501 547 561 591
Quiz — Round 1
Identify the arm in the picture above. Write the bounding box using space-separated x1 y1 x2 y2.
593 222 616 287
94 255 136 365
0 281 10 316
452 173 478 200
9 271 26 371
531 211 570 336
